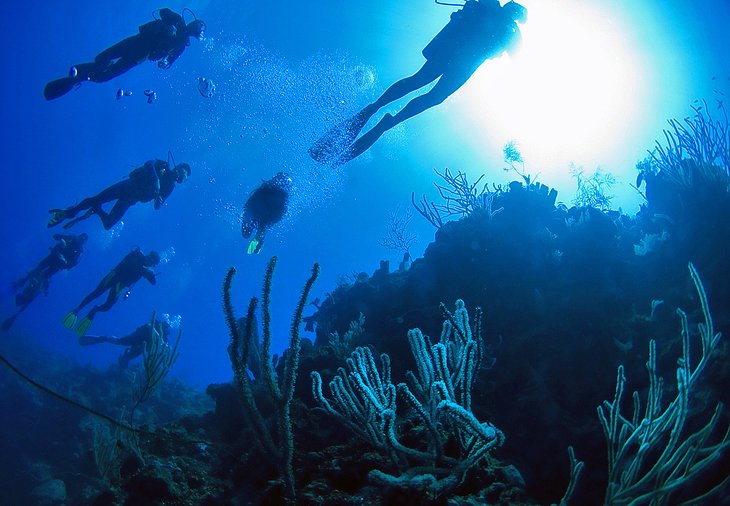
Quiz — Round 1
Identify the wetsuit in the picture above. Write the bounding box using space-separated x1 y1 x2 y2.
44 9 195 100
3 234 87 331
312 0 525 165
241 174 291 252
71 248 157 321
80 321 170 367
422 0 520 73
49 159 171 230
13 234 85 293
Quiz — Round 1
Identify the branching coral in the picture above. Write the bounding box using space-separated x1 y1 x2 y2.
223 256 320 504
311 299 503 495
596 263 730 505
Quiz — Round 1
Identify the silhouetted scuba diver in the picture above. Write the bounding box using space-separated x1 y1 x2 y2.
44 8 206 100
62 248 160 336
309 0 527 165
241 172 292 254
48 159 191 230
79 319 171 368
2 233 88 331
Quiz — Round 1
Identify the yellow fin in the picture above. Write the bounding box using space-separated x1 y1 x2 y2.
62 311 77 330
76 316 93 337
246 239 261 255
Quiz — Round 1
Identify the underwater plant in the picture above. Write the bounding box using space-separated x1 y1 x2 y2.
130 311 182 424
311 300 503 495
638 100 729 192
223 256 320 504
328 312 365 359
380 205 417 261
503 140 540 186
412 168 503 228
595 263 729 505
571 165 616 210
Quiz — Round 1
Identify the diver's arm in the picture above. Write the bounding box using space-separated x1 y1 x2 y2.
52 233 74 244
159 42 186 69
141 268 157 285
155 173 175 210
147 161 162 207
158 8 183 29
154 181 170 209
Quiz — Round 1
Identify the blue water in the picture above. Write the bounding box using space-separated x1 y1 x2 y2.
2 1 730 504
0 0 728 384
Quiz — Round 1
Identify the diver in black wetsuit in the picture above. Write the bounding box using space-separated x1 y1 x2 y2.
79 319 171 368
2 233 88 331
241 172 292 254
309 0 527 165
48 160 190 230
62 247 160 336
44 8 206 100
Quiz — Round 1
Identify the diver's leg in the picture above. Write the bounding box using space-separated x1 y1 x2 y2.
310 62 442 163
56 181 131 229
78 335 115 346
89 36 147 82
62 181 128 218
71 62 101 80
118 346 143 368
241 217 255 238
94 198 134 230
29 255 57 281
44 39 142 100
365 60 443 115
44 61 96 100
73 274 114 313
94 37 139 65
88 57 143 83
387 69 471 127
403 66 471 116
13 263 47 289
339 70 470 164
253 229 266 254
336 113 398 164
12 269 35 290
1 306 26 331
86 290 121 320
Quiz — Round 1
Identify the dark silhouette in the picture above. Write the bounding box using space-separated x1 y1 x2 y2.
79 319 171 368
309 0 527 165
2 233 88 331
44 8 206 100
48 159 191 230
241 172 292 254
62 248 160 336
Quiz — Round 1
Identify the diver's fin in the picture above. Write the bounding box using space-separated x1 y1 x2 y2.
78 335 105 346
309 110 372 163
62 208 94 230
47 209 67 228
44 77 80 101
62 311 77 330
76 316 93 337
1 315 17 332
246 238 262 255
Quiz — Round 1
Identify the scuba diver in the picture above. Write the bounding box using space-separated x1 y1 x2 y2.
44 8 206 100
309 0 527 165
241 172 292 254
62 247 160 336
48 159 191 230
2 233 88 331
79 318 171 368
